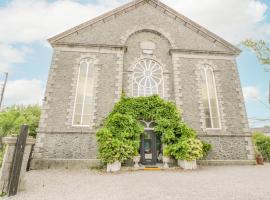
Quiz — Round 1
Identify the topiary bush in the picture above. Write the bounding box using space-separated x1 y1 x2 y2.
97 95 210 164
253 132 270 161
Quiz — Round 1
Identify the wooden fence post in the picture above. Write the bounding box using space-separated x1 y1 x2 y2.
7 125 28 197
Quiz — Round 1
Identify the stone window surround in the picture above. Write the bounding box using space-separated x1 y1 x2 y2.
72 58 96 127
126 54 170 100
196 60 227 134
64 53 100 131
59 46 125 132
172 53 234 136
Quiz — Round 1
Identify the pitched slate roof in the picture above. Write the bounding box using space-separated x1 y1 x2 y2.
48 0 241 54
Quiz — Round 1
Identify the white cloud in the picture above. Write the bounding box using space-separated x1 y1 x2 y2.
3 79 44 106
0 44 29 72
0 0 269 46
162 0 270 43
243 86 261 101
0 0 123 44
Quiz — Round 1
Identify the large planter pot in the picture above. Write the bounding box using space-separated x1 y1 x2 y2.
256 154 264 165
178 160 197 170
107 161 121 172
162 156 170 169
133 156 141 168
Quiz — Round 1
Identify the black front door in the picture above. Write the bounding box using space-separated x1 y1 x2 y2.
140 130 157 165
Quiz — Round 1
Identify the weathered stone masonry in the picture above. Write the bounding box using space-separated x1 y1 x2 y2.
31 0 255 169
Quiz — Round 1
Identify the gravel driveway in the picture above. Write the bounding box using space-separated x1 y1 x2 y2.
2 164 270 200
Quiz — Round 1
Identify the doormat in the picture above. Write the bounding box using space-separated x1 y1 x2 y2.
144 167 161 171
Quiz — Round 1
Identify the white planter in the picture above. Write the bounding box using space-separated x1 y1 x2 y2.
162 156 170 169
178 160 197 170
133 156 141 168
107 161 121 172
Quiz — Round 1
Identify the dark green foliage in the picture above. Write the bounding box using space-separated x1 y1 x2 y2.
253 132 270 161
202 141 212 157
97 95 209 164
0 105 41 138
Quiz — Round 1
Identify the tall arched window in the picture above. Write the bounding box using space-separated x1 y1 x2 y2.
132 58 164 97
200 64 221 129
72 58 94 126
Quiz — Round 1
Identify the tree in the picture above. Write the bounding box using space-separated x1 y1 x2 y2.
241 39 270 72
0 105 41 138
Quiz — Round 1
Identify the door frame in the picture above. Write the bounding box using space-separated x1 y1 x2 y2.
140 130 157 165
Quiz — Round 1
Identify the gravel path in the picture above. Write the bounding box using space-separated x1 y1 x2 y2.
2 164 270 200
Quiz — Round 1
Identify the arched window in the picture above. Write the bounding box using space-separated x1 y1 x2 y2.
132 58 164 97
72 58 94 126
200 64 221 129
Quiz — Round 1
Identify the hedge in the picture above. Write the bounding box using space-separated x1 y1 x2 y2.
253 132 270 161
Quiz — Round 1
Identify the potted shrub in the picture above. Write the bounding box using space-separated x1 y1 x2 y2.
168 138 203 170
255 152 264 165
162 147 170 169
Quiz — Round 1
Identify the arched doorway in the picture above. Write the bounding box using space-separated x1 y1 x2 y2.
139 120 162 165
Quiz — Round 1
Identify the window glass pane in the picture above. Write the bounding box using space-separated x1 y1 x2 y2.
73 115 81 125
73 60 94 126
206 69 220 128
212 118 220 128
205 118 212 128
75 104 83 115
82 115 91 125
133 59 164 97
83 104 92 115
201 67 221 129
201 69 211 128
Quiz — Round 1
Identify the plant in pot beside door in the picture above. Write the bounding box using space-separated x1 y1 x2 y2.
168 138 204 170
97 113 143 172
162 147 170 169
133 152 141 169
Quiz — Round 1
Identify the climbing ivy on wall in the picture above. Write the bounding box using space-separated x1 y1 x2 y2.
97 94 209 164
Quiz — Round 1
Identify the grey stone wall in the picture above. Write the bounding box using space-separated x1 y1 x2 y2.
56 2 231 53
32 0 253 167
199 136 248 160
33 47 125 162
33 133 97 160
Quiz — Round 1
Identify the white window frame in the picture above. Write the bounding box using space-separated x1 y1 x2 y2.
201 64 221 130
132 58 164 98
72 58 93 127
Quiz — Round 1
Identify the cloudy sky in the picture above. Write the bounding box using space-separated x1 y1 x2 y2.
0 0 269 127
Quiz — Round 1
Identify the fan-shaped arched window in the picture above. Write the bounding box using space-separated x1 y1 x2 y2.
200 64 221 129
132 58 164 97
72 58 94 126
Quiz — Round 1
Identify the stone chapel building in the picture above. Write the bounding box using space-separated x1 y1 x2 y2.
31 0 255 169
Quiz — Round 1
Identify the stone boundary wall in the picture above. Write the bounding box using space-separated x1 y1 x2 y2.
0 137 35 194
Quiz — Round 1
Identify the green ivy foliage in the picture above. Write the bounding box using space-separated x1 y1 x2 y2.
97 95 209 164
